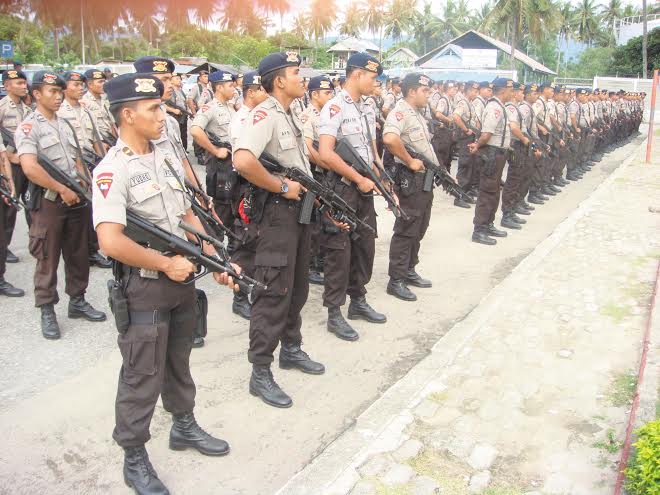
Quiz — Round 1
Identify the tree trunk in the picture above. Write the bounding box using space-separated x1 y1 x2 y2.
53 27 60 61
510 14 518 72
642 0 648 79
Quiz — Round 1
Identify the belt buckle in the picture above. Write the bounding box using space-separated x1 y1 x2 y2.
139 268 159 279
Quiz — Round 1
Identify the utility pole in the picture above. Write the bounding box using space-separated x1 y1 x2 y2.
80 0 86 65
642 0 648 79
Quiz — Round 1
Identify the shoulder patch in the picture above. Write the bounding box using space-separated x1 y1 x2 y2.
96 172 113 198
395 112 404 121
329 104 341 119
21 123 32 136
253 109 268 125
122 146 134 156
300 114 308 124
201 104 209 113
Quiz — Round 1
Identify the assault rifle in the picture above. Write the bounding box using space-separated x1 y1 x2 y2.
334 139 408 220
208 132 232 154
403 146 471 201
36 148 261 297
258 153 375 235
162 158 239 244
165 100 194 120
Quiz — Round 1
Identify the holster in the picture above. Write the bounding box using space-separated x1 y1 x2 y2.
243 185 269 224
107 260 130 334
206 156 238 204
26 181 42 212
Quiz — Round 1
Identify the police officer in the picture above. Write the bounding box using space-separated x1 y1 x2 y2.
300 75 335 286
233 52 325 409
500 82 528 230
165 72 189 150
190 70 237 228
432 81 458 173
382 73 436 302
382 76 401 118
0 135 24 296
518 84 543 207
228 71 267 320
0 68 32 263
16 71 106 339
187 69 212 114
468 77 513 246
82 69 117 146
452 80 480 207
58 70 113 269
94 73 236 495
318 52 387 342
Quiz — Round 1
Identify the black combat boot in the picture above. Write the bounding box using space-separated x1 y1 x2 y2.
406 269 432 288
471 226 496 245
514 204 530 216
89 251 112 268
169 412 230 456
566 170 580 181
453 197 471 208
5 249 18 263
487 223 508 238
279 342 325 375
509 213 526 224
348 296 387 323
500 213 522 230
548 183 562 193
123 445 170 495
249 364 293 408
68 296 107 322
520 201 534 211
386 279 417 301
308 268 324 285
0 278 24 297
232 292 251 320
541 185 557 196
527 193 545 205
40 304 61 340
327 307 359 341
191 335 204 348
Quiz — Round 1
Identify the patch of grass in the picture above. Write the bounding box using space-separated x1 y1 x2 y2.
600 302 632 323
592 414 607 422
428 391 448 404
373 480 411 495
407 449 469 495
608 371 638 407
482 486 525 495
623 281 654 303
592 429 623 454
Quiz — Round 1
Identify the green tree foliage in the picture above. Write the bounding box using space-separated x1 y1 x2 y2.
608 27 660 76
564 46 615 78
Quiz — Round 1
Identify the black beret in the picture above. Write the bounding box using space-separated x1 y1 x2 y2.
133 56 175 74
209 70 236 83
402 73 432 88
242 70 262 87
31 70 66 89
105 73 164 105
466 81 479 90
258 51 301 77
346 52 382 75
491 77 514 89
199 70 209 76
538 82 553 90
479 81 493 89
577 88 589 95
390 77 401 84
512 81 523 90
524 83 538 94
84 69 106 81
62 71 86 83
443 80 456 88
2 69 26 82
308 75 333 91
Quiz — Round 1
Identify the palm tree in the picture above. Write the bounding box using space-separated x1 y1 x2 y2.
555 1 575 75
412 2 437 54
257 0 291 31
292 13 310 39
219 0 251 33
574 0 601 47
482 0 558 70
642 0 647 78
471 1 493 33
340 2 363 38
362 0 386 59
309 0 337 43
384 0 417 42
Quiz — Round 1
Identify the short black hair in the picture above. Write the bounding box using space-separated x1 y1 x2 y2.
346 67 361 79
261 68 286 94
109 101 140 125
243 84 260 94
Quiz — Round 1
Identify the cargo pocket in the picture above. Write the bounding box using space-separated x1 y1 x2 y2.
253 252 288 299
28 226 48 260
117 324 159 384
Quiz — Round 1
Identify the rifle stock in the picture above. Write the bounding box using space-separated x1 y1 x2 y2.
403 146 471 201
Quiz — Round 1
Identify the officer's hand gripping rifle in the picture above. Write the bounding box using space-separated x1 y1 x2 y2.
0 173 24 210
334 139 408 220
165 100 194 120
258 153 375 236
404 146 471 202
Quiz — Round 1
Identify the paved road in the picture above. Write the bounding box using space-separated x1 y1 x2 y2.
277 138 660 495
0 132 648 495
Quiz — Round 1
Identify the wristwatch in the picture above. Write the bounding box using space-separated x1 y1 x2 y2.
279 178 289 195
